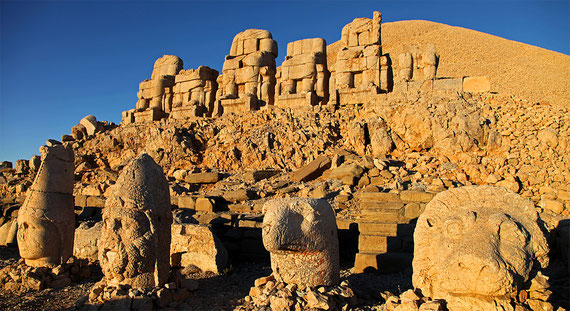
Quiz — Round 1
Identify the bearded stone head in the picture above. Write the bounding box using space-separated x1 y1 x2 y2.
412 186 549 306
98 153 172 289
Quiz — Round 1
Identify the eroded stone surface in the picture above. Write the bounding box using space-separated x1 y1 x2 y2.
413 185 550 310
98 153 172 289
262 197 339 287
17 141 75 267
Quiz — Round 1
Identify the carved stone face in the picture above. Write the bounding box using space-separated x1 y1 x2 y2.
99 204 153 286
17 216 61 266
413 186 549 301
262 198 339 287
16 143 75 268
97 153 171 289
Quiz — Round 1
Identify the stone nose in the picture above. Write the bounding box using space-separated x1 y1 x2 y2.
453 252 501 278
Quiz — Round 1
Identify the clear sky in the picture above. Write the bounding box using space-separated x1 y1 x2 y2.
1 0 568 164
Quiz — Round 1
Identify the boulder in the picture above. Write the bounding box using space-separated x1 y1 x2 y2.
80 115 98 136
170 224 228 273
290 155 331 182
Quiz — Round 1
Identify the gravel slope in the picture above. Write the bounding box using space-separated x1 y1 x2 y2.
380 20 570 106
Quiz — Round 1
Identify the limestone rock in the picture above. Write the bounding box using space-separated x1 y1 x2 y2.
290 155 331 182
80 115 99 136
262 198 339 287
170 223 228 274
98 153 172 289
151 55 183 80
413 185 549 309
74 221 103 262
17 143 75 267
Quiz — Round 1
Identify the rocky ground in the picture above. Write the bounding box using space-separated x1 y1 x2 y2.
1 91 569 310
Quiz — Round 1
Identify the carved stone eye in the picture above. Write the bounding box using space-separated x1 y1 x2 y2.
444 218 463 238
426 217 436 228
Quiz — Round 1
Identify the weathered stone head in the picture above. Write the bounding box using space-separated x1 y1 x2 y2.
413 186 549 309
262 198 339 287
17 142 75 267
98 153 172 289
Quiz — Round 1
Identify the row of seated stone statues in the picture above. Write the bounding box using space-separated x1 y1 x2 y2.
17 142 550 310
122 11 444 123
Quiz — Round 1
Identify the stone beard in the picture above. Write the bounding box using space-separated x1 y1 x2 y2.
98 153 172 289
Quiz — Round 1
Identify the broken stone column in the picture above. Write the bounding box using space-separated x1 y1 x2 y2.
276 38 329 108
124 55 183 124
98 153 172 288
215 29 278 115
262 198 339 287
17 141 75 267
413 185 550 310
171 66 219 119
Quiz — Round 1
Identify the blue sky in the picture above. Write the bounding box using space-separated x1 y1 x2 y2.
1 0 568 164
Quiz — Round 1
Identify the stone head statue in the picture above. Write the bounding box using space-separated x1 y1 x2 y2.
262 198 339 287
98 153 172 289
17 142 75 267
413 186 549 309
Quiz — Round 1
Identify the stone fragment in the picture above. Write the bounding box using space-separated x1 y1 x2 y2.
290 155 331 182
223 189 256 202
185 172 223 184
195 197 216 212
413 186 549 309
80 115 99 136
28 155 41 172
17 143 75 267
329 163 364 181
262 198 339 287
539 199 564 214
74 221 102 262
98 153 172 289
462 76 490 93
170 223 228 273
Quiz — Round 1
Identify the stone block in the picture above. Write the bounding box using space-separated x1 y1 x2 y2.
75 195 87 208
358 234 388 253
195 198 216 213
359 207 404 222
171 224 228 273
290 155 331 182
359 192 402 203
400 190 435 203
74 221 102 261
358 222 399 236
185 172 223 184
245 169 280 181
404 203 423 219
354 252 413 274
433 78 462 91
463 76 490 93
86 196 105 208
223 189 256 203
178 196 195 209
